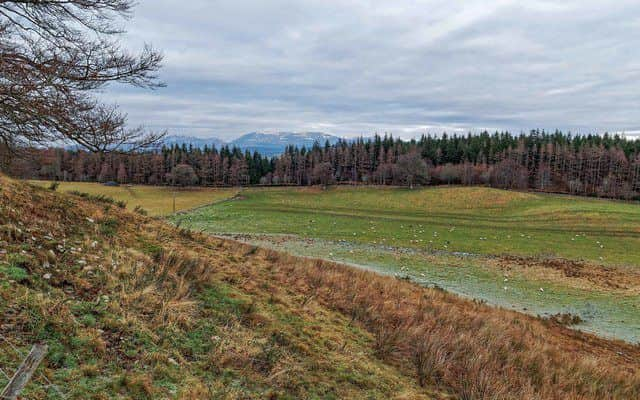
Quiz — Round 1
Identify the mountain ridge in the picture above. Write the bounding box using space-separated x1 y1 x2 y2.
161 132 343 155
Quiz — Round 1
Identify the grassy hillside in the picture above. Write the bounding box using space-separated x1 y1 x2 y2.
2 178 436 399
2 176 640 399
29 180 238 216
172 186 640 342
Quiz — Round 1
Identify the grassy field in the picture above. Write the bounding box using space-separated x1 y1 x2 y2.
4 175 640 399
172 186 640 265
29 180 238 216
171 186 640 342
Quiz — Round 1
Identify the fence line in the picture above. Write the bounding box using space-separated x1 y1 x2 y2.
0 334 66 399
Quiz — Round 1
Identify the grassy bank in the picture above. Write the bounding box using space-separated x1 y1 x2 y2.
172 186 640 342
29 180 238 216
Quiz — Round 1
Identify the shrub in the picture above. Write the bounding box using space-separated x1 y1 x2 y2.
0 264 29 282
133 205 148 216
99 218 119 236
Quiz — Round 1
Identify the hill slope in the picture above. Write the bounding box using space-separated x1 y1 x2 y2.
1 175 640 399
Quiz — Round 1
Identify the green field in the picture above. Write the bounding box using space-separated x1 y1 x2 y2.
29 180 238 216
171 186 640 342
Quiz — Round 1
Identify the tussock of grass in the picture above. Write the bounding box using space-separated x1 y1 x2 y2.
256 252 640 398
2 174 640 399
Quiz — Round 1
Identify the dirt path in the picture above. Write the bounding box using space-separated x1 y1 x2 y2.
169 189 243 217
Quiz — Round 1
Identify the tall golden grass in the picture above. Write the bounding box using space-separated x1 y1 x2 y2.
203 247 640 400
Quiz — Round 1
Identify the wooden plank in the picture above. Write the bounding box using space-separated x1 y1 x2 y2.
1 344 48 400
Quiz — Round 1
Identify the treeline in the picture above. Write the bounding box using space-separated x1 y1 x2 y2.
8 145 271 186
7 130 640 199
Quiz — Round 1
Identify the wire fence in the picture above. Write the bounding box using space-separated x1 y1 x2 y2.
0 334 66 399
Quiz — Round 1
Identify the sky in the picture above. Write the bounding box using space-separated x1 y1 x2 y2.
104 0 640 140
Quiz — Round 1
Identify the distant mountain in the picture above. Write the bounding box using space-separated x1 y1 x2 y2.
160 135 226 149
65 132 344 155
230 132 342 156
158 132 343 156
63 135 226 152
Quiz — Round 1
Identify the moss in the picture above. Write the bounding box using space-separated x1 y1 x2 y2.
0 264 29 282
99 217 119 236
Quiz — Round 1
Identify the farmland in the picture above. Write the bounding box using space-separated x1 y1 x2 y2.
23 181 640 342
172 186 640 342
4 175 640 399
29 180 238 216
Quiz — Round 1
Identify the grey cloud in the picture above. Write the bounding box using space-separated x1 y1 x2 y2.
103 0 640 140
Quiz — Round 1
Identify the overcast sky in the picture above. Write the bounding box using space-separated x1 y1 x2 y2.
104 0 640 140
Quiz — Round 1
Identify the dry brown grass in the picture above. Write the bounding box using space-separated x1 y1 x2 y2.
158 234 640 400
261 253 640 399
2 174 640 399
142 206 640 399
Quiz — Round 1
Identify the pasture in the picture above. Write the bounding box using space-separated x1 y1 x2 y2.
29 180 238 216
173 186 640 265
172 186 640 342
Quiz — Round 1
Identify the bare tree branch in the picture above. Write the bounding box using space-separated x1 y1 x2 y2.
0 0 164 155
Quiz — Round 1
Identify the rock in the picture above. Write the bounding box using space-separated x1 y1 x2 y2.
43 273 52 280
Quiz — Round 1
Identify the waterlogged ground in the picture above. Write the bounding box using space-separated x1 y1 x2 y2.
171 186 640 342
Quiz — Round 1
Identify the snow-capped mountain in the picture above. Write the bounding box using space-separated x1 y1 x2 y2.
230 132 341 155
159 132 343 156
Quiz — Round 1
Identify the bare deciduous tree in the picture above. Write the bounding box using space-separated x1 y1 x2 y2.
397 152 429 188
0 0 164 156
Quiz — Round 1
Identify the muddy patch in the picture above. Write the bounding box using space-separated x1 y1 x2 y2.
496 255 640 293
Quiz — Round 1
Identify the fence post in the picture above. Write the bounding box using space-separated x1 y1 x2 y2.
1 344 48 400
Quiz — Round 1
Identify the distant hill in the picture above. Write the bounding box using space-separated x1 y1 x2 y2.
66 132 344 155
160 135 226 149
63 135 226 152
230 132 342 156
